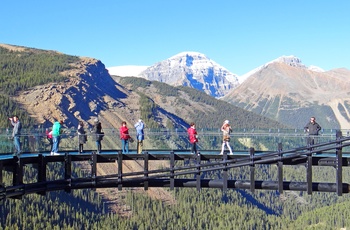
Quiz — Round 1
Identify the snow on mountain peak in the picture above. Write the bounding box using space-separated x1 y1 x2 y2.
139 52 239 97
272 55 305 68
238 55 325 83
308 65 325 72
170 51 207 59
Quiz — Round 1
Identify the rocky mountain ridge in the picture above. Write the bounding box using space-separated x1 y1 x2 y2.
223 60 350 129
136 52 239 98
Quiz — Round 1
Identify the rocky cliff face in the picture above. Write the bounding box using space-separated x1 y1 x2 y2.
12 57 140 130
139 52 239 98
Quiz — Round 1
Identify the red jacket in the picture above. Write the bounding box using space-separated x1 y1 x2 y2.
120 126 130 140
187 127 198 143
46 130 52 139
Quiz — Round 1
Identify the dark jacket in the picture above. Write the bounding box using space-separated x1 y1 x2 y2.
304 122 321 135
92 122 103 141
77 125 87 144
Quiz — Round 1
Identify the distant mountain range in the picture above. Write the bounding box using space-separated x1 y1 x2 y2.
108 52 350 129
0 43 282 133
4 43 350 130
108 52 239 98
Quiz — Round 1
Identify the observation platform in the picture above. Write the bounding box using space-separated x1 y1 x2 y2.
1 129 350 200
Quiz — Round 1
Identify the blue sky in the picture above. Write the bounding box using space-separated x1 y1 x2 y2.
1 1 349 75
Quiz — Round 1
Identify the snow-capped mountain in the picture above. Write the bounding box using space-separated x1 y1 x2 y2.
138 52 239 98
238 55 324 83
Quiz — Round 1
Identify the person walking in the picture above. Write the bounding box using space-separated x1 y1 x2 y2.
304 116 322 145
51 120 63 155
134 119 145 154
120 121 130 154
220 120 233 155
9 115 22 155
187 122 198 154
77 121 87 153
92 118 103 152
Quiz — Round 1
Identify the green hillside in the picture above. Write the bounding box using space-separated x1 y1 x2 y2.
0 45 79 128
118 77 288 130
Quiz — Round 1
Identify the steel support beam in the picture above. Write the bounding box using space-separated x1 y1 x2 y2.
144 152 149 190
277 143 283 194
170 151 174 190
118 151 123 191
37 154 47 196
64 152 71 193
196 153 201 192
250 148 255 193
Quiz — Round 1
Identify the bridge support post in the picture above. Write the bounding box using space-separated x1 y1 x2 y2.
277 143 283 194
144 151 149 190
170 151 175 190
91 151 97 191
0 161 3 202
64 152 71 193
37 154 47 196
0 161 2 186
223 152 228 193
118 151 123 191
336 130 343 196
13 156 23 186
196 152 201 192
0 183 4 203
249 148 255 193
306 148 313 195
12 155 23 199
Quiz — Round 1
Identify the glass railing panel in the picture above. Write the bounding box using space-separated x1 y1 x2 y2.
0 128 348 154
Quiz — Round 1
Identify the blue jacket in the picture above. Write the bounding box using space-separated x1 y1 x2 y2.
134 121 144 141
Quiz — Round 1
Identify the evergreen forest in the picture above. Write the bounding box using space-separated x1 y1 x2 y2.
1 161 350 229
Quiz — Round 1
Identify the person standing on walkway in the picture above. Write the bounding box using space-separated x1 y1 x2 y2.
9 115 22 155
304 116 321 145
134 119 145 154
187 122 198 154
77 121 87 153
92 118 103 152
51 120 63 155
220 120 233 155
120 121 130 154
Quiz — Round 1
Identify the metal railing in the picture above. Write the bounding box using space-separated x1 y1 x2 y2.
0 128 349 154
